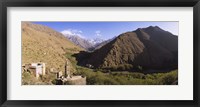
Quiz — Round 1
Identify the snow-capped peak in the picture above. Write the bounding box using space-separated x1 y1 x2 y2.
88 38 105 45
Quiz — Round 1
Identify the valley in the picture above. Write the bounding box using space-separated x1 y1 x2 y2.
22 22 178 85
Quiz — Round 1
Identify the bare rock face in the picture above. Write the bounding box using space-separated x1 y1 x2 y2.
78 26 178 70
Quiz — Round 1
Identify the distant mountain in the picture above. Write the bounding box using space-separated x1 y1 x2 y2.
89 36 116 51
76 26 178 71
64 34 94 50
22 22 83 72
62 33 113 51
88 37 105 45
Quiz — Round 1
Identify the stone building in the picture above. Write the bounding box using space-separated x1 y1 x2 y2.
55 59 86 85
22 62 46 79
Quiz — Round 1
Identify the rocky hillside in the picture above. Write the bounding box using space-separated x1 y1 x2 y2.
63 33 109 51
77 26 178 70
22 22 83 72
63 34 94 51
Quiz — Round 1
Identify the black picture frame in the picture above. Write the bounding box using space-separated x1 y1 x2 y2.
0 0 199 107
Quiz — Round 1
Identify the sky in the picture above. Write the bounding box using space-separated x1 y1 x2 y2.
33 22 178 40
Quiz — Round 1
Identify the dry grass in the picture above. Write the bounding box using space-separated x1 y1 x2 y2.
22 70 57 85
22 22 83 73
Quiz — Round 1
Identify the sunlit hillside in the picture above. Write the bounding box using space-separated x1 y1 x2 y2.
22 22 83 72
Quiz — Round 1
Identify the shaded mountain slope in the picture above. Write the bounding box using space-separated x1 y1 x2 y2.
77 26 178 70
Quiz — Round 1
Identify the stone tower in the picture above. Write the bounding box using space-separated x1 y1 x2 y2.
65 59 70 78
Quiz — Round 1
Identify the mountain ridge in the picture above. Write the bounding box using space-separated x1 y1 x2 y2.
76 26 178 71
63 33 115 51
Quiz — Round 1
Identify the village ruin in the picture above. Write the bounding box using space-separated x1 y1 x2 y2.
22 62 46 79
55 59 86 85
22 60 86 85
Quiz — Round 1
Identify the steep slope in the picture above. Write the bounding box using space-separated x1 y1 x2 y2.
63 33 109 51
78 26 178 70
22 22 83 72
89 36 116 51
63 35 94 51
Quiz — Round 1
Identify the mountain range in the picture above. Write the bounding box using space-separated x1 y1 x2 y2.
63 34 94 50
22 22 178 73
62 32 113 51
76 26 178 71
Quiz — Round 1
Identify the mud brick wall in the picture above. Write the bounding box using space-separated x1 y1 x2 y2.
65 77 86 85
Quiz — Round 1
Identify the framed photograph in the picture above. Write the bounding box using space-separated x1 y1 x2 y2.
0 0 199 107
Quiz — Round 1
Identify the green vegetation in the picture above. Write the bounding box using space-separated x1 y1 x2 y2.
74 66 178 85
104 64 145 71
22 49 178 85
66 50 178 85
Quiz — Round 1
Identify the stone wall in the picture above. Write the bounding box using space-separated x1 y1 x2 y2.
56 76 87 85
65 77 86 85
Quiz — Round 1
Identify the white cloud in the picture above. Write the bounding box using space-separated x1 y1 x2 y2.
95 30 102 37
95 30 101 34
61 30 74 35
78 30 83 33
61 29 85 38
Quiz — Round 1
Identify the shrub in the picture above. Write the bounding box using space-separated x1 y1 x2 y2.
118 65 126 71
137 65 143 71
110 66 118 71
158 70 178 85
75 66 178 85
